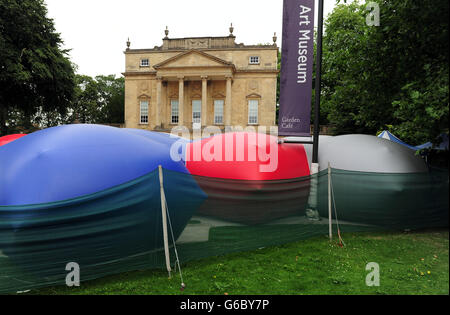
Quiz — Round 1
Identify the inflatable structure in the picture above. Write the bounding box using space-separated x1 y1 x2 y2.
309 134 428 173
300 135 443 227
186 132 310 180
0 125 206 288
0 125 193 205
185 132 311 224
0 126 447 294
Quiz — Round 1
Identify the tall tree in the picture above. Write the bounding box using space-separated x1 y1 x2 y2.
0 0 75 135
68 74 124 125
322 0 449 144
321 2 370 134
375 0 449 144
96 75 125 124
71 75 102 124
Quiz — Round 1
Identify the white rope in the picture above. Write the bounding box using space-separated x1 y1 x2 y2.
158 166 172 277
330 169 346 247
164 196 185 288
159 165 185 289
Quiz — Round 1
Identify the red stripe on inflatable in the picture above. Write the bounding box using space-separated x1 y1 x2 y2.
186 132 310 180
0 134 26 146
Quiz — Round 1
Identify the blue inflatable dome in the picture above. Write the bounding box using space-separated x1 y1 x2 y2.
0 124 189 206
123 128 190 162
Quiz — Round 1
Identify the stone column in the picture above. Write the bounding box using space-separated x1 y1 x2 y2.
225 75 233 126
201 76 208 126
155 76 163 129
178 76 184 126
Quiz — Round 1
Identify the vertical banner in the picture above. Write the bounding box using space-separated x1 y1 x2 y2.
278 0 315 136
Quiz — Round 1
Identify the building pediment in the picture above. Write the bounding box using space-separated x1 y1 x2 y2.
212 92 226 98
153 50 235 70
246 93 262 98
138 93 151 99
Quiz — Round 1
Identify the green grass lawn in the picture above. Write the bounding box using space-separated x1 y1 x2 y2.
24 229 448 295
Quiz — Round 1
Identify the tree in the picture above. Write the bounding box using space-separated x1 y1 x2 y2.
95 75 124 124
69 74 124 124
71 75 102 124
321 0 449 144
321 2 375 134
0 0 75 135
374 0 449 144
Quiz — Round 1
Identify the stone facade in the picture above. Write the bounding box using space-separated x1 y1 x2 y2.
123 29 279 132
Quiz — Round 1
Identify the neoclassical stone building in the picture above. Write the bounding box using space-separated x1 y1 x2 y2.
123 26 279 131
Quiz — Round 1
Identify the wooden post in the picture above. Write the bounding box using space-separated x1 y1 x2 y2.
158 165 172 278
328 162 332 240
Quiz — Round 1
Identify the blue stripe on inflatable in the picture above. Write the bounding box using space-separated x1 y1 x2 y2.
0 124 189 206
123 128 190 163
378 131 418 150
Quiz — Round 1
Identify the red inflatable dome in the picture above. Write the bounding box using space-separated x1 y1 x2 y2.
0 134 26 147
185 132 310 180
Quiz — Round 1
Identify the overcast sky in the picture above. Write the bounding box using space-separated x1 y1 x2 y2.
44 0 337 78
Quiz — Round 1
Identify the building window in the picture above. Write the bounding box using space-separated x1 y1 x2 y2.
248 99 258 124
249 56 260 65
171 100 179 124
192 100 202 124
214 100 224 124
140 100 149 124
140 59 149 67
